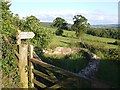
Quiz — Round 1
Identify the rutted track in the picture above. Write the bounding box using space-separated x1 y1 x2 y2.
77 54 111 88
78 57 100 79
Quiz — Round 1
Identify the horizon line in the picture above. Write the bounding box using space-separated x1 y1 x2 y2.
40 21 118 26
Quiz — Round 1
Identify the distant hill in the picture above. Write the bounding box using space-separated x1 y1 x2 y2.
91 24 119 28
40 22 72 29
40 22 119 29
40 22 52 28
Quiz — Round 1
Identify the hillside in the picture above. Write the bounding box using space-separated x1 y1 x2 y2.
91 24 119 28
44 28 119 88
47 29 118 49
40 22 52 28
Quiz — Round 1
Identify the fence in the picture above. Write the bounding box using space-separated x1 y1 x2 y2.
15 30 110 89
15 30 92 89
29 45 92 89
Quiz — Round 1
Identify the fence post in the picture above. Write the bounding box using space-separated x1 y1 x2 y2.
29 45 34 88
19 44 28 88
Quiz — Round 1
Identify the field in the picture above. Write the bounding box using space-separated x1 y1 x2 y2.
47 29 118 49
40 27 120 88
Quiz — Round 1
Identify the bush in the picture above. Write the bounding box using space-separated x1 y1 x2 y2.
86 28 119 39
1 1 52 87
79 41 119 60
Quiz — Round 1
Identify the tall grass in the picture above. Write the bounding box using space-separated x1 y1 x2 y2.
41 52 89 73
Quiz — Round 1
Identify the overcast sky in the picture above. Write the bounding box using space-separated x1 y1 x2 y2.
10 0 119 25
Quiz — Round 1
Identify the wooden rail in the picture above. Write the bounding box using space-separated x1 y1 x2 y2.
32 69 56 83
28 45 87 89
29 47 111 89
33 79 47 88
29 58 90 81
45 78 76 90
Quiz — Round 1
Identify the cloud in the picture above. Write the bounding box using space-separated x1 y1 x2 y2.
86 10 118 24
19 9 118 25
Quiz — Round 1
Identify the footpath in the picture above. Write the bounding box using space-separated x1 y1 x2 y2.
78 54 111 88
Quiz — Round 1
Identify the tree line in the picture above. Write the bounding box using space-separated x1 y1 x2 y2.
51 16 119 40
86 28 119 39
51 15 90 37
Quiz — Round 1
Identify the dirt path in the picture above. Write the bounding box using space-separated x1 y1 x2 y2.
78 59 100 79
78 54 111 88
44 47 80 55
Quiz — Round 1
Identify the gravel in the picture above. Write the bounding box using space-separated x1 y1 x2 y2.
78 55 100 79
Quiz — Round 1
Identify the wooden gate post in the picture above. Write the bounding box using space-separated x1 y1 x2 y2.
29 45 34 88
19 44 28 88
16 30 35 88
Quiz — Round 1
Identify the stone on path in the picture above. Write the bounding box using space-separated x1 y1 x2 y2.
78 54 100 79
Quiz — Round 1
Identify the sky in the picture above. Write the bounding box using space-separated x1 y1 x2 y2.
10 0 119 25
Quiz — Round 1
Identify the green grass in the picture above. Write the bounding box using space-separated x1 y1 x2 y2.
37 52 91 88
42 52 89 73
82 34 117 43
82 40 118 49
47 29 118 49
47 35 80 49
44 28 120 88
63 30 117 42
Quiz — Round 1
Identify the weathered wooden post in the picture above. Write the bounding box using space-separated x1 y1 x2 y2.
29 45 34 88
19 44 28 88
16 30 35 88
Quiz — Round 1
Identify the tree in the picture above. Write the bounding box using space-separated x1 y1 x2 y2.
71 15 90 37
25 15 40 31
52 17 68 29
52 17 68 36
23 16 52 49
1 1 16 35
1 1 20 87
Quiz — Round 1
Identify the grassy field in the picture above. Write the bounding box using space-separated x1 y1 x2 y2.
47 29 118 50
42 28 120 88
